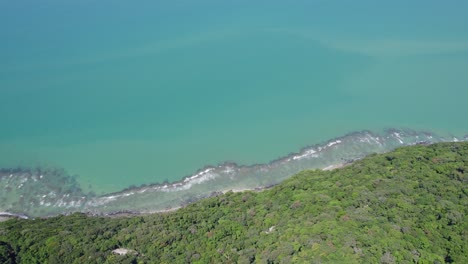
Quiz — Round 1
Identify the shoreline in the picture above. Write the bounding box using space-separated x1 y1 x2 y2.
90 128 437 200
1 128 467 218
0 212 29 221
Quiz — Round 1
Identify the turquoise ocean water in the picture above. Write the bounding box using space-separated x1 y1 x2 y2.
1 1 468 194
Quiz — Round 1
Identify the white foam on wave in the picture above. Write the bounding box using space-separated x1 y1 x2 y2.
88 168 220 207
101 195 118 202
360 133 381 143
292 149 317 160
327 140 342 147
393 132 404 144
162 170 218 192
283 139 343 162
223 166 236 174
184 168 215 183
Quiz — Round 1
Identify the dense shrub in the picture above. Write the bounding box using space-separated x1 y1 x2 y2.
1 142 466 263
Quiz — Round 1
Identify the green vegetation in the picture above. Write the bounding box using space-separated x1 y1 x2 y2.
1 142 466 263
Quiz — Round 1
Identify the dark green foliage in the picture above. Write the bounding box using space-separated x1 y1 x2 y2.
0 241 15 264
1 142 467 263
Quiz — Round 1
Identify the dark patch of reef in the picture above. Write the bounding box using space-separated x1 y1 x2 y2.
0 167 92 217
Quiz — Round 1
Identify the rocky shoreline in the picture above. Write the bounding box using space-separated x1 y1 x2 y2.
1 128 465 218
0 212 29 221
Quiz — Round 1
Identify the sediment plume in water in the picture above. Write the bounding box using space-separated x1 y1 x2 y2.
0 128 465 217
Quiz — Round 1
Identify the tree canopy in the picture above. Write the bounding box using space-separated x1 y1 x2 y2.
1 142 466 263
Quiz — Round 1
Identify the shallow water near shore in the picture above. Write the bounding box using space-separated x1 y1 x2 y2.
1 129 466 217
1 1 468 199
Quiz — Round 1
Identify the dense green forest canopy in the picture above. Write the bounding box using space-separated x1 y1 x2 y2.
1 142 467 263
